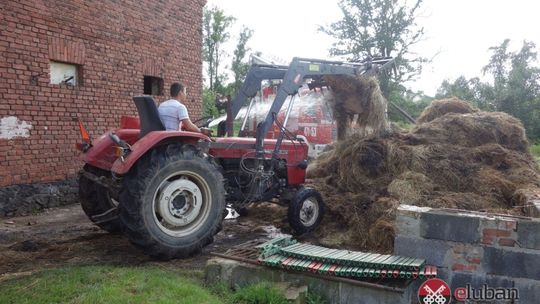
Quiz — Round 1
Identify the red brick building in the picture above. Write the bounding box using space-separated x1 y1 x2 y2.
0 0 206 187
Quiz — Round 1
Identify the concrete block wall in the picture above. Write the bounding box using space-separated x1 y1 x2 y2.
394 205 540 303
205 258 414 304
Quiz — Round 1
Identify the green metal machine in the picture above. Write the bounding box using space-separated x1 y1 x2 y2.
256 237 437 280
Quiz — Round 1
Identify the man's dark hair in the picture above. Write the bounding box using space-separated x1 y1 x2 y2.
170 82 185 97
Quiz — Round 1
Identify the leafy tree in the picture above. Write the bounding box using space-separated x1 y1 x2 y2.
436 76 495 110
202 7 254 118
437 40 540 140
483 39 512 91
231 26 254 95
388 84 432 122
202 88 219 118
203 7 235 91
488 40 540 140
320 0 428 97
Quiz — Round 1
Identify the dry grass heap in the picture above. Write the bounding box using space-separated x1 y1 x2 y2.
308 96 540 253
324 75 388 139
416 97 479 123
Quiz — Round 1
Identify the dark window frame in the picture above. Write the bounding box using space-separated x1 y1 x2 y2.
143 76 164 96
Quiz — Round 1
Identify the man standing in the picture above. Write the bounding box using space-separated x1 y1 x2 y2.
158 82 200 132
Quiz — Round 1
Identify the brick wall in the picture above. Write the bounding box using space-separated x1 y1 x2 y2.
0 0 206 187
395 205 540 303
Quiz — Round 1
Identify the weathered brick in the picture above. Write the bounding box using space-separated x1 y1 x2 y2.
497 219 517 231
1 0 204 188
483 228 512 238
498 238 516 247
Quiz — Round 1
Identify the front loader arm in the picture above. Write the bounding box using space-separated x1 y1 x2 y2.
255 57 394 156
229 63 288 122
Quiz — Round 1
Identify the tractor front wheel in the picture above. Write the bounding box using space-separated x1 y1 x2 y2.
119 144 225 260
287 187 325 235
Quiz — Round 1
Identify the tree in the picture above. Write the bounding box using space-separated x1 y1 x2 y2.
320 0 428 97
202 7 254 117
487 40 540 140
203 7 235 91
231 26 254 95
437 40 540 140
436 76 495 110
388 84 432 123
202 88 219 118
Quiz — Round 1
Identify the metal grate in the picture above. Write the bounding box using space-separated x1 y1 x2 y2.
211 239 265 264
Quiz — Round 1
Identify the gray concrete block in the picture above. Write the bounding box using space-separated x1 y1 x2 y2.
204 259 222 286
283 272 340 304
230 261 281 288
407 279 424 304
446 272 524 303
483 247 540 280
420 212 480 243
449 272 514 290
206 258 424 304
514 277 540 304
396 214 421 237
394 236 452 267
517 220 540 250
435 268 453 283
339 281 409 304
205 258 239 287
274 282 308 304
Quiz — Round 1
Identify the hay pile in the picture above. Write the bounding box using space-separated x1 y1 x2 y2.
308 96 540 253
416 97 479 123
324 76 388 139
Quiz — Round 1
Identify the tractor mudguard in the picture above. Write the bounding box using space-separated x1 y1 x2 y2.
83 129 140 171
110 131 211 175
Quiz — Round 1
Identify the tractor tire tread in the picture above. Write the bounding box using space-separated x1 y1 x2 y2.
287 187 325 235
119 144 225 260
79 165 122 233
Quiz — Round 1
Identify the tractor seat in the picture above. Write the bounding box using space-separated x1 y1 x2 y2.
133 96 165 137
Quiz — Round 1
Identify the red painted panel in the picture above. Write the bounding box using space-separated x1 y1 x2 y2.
83 129 140 171
120 116 140 129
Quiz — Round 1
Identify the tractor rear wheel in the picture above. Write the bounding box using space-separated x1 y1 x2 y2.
119 144 225 260
287 187 325 234
79 165 122 233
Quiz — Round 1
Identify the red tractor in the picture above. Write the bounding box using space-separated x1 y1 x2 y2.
77 57 393 259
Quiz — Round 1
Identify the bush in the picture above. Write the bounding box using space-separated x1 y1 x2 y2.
203 88 219 117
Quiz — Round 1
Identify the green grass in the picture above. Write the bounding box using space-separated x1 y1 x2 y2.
0 266 299 304
230 283 289 304
306 292 327 304
0 266 219 304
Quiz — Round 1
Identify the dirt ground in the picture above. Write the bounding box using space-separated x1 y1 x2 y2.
0 203 288 280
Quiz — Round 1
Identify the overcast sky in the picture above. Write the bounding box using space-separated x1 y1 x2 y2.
206 0 540 96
